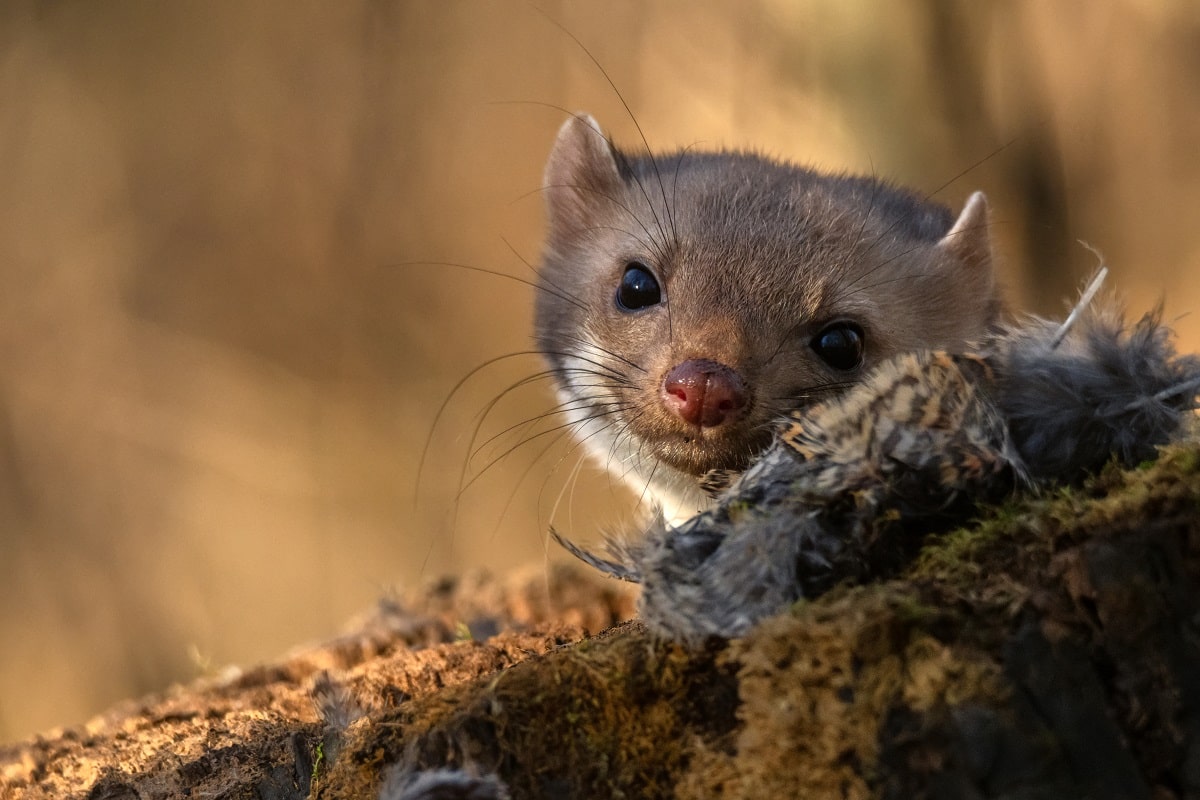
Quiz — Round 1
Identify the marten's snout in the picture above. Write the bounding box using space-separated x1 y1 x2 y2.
661 359 748 428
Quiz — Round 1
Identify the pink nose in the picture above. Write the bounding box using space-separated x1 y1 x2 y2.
661 359 748 428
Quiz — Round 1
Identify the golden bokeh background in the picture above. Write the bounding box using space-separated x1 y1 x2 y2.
2 1 1199 740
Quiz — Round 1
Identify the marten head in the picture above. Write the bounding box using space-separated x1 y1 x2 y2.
535 114 1001 522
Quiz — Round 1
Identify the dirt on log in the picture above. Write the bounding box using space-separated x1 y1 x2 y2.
3 443 1200 800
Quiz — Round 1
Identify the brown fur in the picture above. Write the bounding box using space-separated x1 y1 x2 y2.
536 114 1002 521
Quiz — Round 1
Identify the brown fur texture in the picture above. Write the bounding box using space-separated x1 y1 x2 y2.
535 114 1002 522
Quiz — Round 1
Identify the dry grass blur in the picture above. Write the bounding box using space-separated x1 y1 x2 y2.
1 1 1198 741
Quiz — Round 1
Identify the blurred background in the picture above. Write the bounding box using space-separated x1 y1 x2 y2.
2 0 1198 741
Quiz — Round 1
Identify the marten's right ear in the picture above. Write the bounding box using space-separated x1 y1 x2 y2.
543 113 622 235
937 191 993 275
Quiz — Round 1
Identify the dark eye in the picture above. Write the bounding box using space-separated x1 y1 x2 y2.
811 322 865 370
615 262 662 311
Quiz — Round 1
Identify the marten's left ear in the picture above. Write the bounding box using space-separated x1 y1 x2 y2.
543 113 622 239
937 191 992 273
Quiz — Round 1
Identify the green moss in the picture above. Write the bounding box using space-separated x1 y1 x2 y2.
916 441 1200 585
311 741 325 784
724 498 754 522
317 624 738 798
889 594 942 628
317 441 1200 799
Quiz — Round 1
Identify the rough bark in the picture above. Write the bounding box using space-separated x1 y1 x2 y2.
3 443 1200 800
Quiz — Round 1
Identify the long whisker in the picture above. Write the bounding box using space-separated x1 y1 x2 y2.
537 332 646 375
855 136 1021 273
464 371 588 466
415 350 548 504
540 346 636 382
765 379 860 408
469 388 633 468
532 12 675 245
381 259 586 313
459 357 634 481
488 420 576 544
499 235 586 314
541 180 665 255
456 402 631 499
924 135 1021 204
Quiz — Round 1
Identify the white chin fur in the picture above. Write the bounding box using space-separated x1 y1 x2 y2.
556 386 713 526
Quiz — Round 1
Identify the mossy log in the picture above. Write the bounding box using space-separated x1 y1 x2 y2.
4 444 1200 799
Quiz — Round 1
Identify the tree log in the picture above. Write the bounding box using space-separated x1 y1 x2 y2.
3 444 1199 799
